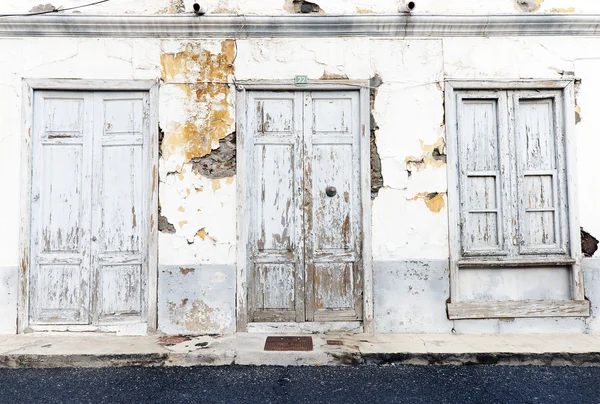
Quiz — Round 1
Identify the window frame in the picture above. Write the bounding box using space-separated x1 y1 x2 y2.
445 80 587 319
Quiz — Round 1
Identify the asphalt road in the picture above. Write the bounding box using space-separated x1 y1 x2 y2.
1 365 599 404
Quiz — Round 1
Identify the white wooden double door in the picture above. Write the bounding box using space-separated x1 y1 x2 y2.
29 91 151 328
246 91 363 323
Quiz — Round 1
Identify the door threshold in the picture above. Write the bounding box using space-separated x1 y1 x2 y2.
25 323 148 336
246 321 362 334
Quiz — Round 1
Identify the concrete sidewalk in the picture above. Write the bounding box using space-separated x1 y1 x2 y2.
2 333 600 368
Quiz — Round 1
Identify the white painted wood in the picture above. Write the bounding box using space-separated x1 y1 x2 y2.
359 86 374 334
448 299 590 320
242 88 365 327
247 321 363 335
457 258 576 268
27 88 153 332
446 80 573 91
445 80 584 317
91 92 148 325
563 82 585 300
247 91 303 323
306 91 362 322
24 79 156 91
444 83 461 304
30 91 94 325
18 80 35 333
236 89 249 332
513 91 568 255
147 83 159 332
456 91 508 257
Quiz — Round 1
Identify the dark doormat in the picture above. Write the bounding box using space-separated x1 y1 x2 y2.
264 336 313 351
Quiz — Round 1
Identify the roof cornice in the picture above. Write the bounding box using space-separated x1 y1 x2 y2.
1 14 599 38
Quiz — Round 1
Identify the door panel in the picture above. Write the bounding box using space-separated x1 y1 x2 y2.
305 92 362 321
98 264 142 321
30 92 93 324
248 92 304 322
247 90 362 324
311 143 355 251
92 93 148 324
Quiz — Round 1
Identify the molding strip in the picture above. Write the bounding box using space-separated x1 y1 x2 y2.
2 14 600 38
448 300 591 320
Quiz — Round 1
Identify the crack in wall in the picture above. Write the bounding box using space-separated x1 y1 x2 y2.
370 74 384 200
158 204 176 233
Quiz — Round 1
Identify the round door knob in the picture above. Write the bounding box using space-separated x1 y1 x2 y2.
325 186 337 197
91 236 97 242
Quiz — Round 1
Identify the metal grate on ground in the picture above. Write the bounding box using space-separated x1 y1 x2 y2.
264 336 313 351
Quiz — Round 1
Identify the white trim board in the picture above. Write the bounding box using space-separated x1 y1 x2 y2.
4 14 600 38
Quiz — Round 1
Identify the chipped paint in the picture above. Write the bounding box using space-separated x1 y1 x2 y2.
405 138 447 172
168 299 221 332
356 8 374 14
550 7 575 13
514 0 544 12
180 267 195 275
196 228 217 243
160 40 235 162
320 71 349 80
156 0 185 14
575 105 582 123
411 192 446 213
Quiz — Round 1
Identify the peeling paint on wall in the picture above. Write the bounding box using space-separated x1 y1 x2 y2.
405 138 446 176
550 7 575 13
411 192 446 213
179 267 195 275
160 40 235 162
156 0 185 14
514 0 544 12
190 132 236 179
320 71 349 80
168 299 221 332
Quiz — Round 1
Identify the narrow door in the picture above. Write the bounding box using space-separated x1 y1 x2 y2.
247 90 362 323
29 90 151 328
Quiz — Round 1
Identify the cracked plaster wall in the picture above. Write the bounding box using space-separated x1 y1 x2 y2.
1 35 600 334
4 0 599 15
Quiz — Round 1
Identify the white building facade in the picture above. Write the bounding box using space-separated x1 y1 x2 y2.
1 0 600 336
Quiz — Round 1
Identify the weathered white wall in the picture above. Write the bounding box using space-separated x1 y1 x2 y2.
0 32 599 334
4 0 600 15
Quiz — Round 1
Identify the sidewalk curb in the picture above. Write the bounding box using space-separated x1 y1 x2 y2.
0 353 169 368
4 351 600 368
359 352 600 366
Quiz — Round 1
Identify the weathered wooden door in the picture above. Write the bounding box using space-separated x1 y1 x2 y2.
29 91 151 329
247 91 363 323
